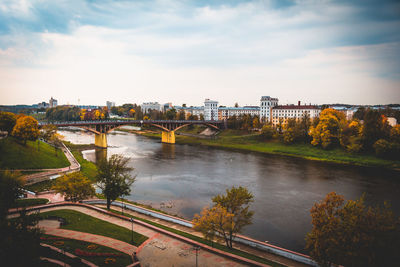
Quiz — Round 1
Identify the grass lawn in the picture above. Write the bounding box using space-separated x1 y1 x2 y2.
14 198 49 207
39 209 148 246
64 141 98 181
107 208 286 267
41 234 132 266
0 137 69 169
24 179 57 192
138 131 400 169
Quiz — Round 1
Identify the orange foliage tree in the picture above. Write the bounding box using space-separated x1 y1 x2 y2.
306 192 400 267
11 115 39 145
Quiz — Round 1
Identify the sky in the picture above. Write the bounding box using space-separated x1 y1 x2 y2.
0 0 399 107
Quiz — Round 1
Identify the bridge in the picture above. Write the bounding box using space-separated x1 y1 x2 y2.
39 120 226 148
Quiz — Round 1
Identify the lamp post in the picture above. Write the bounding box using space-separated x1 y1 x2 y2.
130 217 134 244
193 246 200 267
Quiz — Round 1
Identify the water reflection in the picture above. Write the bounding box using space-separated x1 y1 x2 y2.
58 129 400 253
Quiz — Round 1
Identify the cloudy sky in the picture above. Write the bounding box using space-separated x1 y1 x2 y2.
0 0 399 106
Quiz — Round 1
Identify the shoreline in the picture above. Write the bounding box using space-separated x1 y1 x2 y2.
131 130 400 171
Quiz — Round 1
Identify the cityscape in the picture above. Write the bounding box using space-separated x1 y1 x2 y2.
1 1 400 267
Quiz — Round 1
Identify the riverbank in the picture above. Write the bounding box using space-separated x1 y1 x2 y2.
135 130 400 170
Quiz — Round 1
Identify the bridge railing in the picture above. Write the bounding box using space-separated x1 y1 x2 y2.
39 119 225 126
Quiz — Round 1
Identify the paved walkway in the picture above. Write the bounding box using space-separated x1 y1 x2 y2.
29 205 257 267
100 204 308 267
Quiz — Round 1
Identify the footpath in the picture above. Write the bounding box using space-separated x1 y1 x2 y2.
20 142 80 185
11 203 259 267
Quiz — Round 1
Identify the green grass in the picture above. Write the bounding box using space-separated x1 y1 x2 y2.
41 234 132 266
39 209 148 246
139 131 400 169
0 137 70 169
24 179 57 192
107 208 286 267
64 141 98 181
14 198 49 207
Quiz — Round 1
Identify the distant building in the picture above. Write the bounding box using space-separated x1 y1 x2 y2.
271 101 321 125
174 106 204 119
163 102 173 111
106 101 115 111
49 97 58 108
260 96 278 122
38 101 49 109
331 106 358 120
218 106 260 120
142 102 162 113
388 117 397 127
204 99 219 121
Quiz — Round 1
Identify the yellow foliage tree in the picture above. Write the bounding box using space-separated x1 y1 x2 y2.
80 109 86 120
52 172 95 202
309 108 347 149
11 115 39 145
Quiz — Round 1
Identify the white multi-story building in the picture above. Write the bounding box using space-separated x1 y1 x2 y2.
142 102 162 113
204 99 219 121
271 101 321 125
260 96 278 122
106 101 115 111
49 97 58 108
218 106 260 120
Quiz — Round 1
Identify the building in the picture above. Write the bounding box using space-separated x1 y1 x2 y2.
271 101 321 126
388 117 397 127
204 99 219 121
142 102 162 113
218 106 260 120
38 101 49 109
174 106 204 119
49 97 58 108
106 101 115 111
260 96 278 122
163 102 173 111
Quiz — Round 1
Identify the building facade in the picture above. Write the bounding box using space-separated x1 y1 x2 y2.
271 102 320 125
218 106 260 120
106 101 115 111
142 102 162 113
204 99 219 121
260 96 278 122
49 97 58 108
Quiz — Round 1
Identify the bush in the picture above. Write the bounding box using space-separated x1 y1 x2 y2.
260 125 274 140
373 139 400 159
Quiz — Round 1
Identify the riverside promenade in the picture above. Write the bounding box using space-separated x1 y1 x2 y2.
9 203 269 267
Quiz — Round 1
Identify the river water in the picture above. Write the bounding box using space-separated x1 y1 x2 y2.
59 128 400 253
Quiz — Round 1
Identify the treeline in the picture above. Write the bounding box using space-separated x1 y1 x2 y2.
227 115 260 130
260 108 400 159
45 106 109 121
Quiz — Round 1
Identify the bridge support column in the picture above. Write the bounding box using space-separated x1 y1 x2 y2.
161 131 175 144
95 133 108 148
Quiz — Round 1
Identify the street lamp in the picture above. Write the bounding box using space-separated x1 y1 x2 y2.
193 246 200 267
130 217 134 245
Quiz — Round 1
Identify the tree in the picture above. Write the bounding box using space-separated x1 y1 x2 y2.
40 124 57 141
11 115 39 145
165 108 177 120
306 192 400 267
52 172 95 202
260 124 275 140
0 171 42 266
309 108 347 149
0 111 16 134
193 186 254 249
362 109 390 150
96 154 136 209
234 102 239 108
340 120 363 153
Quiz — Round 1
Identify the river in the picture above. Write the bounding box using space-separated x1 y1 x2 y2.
59 128 400 253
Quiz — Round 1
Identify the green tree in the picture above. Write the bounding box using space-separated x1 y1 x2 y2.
260 124 275 140
11 115 39 145
0 171 42 266
194 186 254 249
165 108 177 120
40 124 57 141
96 154 136 209
306 192 400 267
0 111 16 134
52 172 95 202
361 109 391 150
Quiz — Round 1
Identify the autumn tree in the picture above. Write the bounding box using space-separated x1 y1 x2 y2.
96 154 136 209
11 115 39 145
40 124 57 141
0 111 16 134
260 124 275 140
309 108 347 149
52 172 95 202
193 186 254 248
306 192 400 267
362 109 391 150
340 120 363 152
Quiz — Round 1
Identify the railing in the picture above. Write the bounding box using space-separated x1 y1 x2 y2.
82 199 318 266
39 119 224 126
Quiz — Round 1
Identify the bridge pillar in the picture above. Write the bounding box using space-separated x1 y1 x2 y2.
95 133 108 148
161 131 175 144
